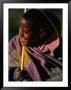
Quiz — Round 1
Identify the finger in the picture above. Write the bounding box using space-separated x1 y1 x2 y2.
40 44 45 51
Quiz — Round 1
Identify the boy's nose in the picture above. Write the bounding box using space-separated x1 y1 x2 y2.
23 33 30 40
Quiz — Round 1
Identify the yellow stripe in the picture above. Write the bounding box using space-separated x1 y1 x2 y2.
21 46 31 70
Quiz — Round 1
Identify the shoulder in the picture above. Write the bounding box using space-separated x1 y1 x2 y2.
9 35 19 53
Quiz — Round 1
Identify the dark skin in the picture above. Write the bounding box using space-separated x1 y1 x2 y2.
19 18 47 47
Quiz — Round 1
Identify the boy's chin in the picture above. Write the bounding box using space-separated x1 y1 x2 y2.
20 38 28 46
21 41 29 46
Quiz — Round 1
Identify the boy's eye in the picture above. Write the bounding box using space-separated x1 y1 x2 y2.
20 23 24 28
20 29 31 36
22 29 31 34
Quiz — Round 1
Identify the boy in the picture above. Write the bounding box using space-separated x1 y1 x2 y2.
9 9 61 81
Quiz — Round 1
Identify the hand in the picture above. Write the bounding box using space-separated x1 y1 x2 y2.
14 68 24 80
37 44 50 53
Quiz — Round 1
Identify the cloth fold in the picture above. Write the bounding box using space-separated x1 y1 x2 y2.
9 35 62 81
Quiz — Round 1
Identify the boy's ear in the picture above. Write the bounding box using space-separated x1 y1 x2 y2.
40 29 46 38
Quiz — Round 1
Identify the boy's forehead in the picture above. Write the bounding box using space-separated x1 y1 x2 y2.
20 18 33 26
20 18 27 24
20 18 34 32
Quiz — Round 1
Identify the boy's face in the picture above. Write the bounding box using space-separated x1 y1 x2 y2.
19 18 40 46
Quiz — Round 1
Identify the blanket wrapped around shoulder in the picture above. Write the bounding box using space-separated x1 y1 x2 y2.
9 35 62 81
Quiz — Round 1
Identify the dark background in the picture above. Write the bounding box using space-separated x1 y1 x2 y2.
9 9 24 40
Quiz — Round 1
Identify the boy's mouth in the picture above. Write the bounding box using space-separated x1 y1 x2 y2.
19 37 29 46
20 36 29 41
